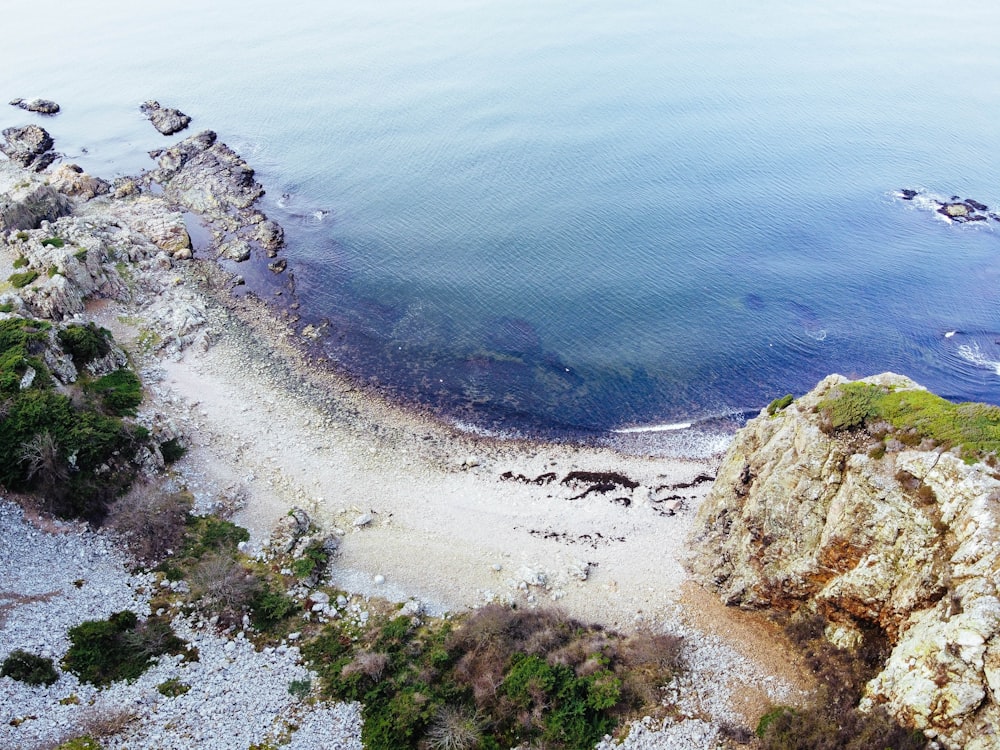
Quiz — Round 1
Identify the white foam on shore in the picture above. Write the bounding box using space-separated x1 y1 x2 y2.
612 421 693 434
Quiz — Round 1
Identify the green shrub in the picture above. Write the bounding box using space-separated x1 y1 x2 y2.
8 270 39 288
160 437 186 463
288 678 312 700
1 648 59 686
63 611 186 686
88 369 142 416
58 322 111 366
41 236 65 248
292 540 330 579
304 604 684 750
767 393 793 415
157 677 191 697
15 231 29 242
250 585 300 631
54 738 101 750
13 256 28 268
0 302 13 313
74 249 88 262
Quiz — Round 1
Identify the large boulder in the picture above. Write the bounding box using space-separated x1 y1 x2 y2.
1 124 55 171
690 373 1000 749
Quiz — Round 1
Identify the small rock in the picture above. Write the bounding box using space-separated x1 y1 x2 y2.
140 100 192 136
268 258 287 274
10 97 60 115
374 574 385 585
353 512 373 527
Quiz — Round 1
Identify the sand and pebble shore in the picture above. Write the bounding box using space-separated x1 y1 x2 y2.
0 104 811 748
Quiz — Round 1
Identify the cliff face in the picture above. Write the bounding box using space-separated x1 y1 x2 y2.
690 373 1000 750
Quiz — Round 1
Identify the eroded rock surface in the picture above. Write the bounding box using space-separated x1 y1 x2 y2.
690 373 1000 749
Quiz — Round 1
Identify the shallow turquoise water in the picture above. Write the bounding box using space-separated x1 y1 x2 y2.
3 0 1000 441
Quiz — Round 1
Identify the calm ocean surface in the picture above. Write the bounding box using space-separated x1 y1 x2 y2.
3 1 1000 447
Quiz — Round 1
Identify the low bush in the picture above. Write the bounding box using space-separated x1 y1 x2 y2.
1 648 59 686
756 614 925 750
8 270 39 288
291 539 330 580
41 236 65 248
250 584 300 631
160 436 187 463
157 677 191 697
62 611 187 686
288 678 312 700
303 603 685 750
87 368 142 416
58 322 111 366
12 255 28 268
107 484 193 563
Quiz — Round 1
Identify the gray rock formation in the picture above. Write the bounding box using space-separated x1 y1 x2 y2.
140 100 191 136
10 98 60 115
145 129 284 264
1 124 55 171
0 161 72 231
690 373 1000 749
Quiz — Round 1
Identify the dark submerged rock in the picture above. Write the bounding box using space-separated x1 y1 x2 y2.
899 188 917 200
1 124 56 171
964 198 989 212
140 100 191 136
10 97 60 115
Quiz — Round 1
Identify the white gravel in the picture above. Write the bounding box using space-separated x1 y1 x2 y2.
0 499 361 750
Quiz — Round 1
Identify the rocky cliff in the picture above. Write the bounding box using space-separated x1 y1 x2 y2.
690 373 1000 749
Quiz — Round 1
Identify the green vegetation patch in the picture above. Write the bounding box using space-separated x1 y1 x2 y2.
58 322 111 366
0 317 52 395
157 677 191 697
767 393 793 416
63 610 187 686
303 604 684 750
159 437 186 463
41 236 65 248
54 738 102 750
87 368 143 416
8 270 39 288
12 255 28 268
817 381 1000 460
1 648 59 686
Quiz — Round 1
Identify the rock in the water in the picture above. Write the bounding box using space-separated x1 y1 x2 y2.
690 372 1000 750
268 258 287 274
1 124 55 171
140 100 192 136
899 188 917 200
10 98 60 115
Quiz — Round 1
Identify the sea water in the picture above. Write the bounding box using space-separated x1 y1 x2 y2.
3 0 1000 446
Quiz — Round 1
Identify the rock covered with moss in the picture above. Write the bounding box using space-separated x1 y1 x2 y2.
690 372 1000 749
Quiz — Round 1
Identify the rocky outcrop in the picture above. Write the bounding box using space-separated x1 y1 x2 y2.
140 100 191 136
690 373 1000 749
10 98 60 115
898 188 1000 224
145 130 285 265
1 124 56 171
0 182 73 233
48 164 109 201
